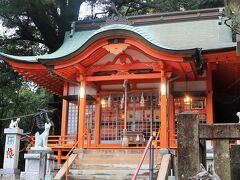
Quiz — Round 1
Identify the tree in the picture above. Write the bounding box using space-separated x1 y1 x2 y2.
0 0 86 53
0 0 225 54
0 61 52 168
103 0 224 16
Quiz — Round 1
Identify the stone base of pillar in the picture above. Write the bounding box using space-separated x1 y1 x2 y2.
0 169 20 180
20 150 56 180
159 148 170 155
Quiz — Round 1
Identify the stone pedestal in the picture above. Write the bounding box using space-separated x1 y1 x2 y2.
20 150 56 180
214 140 231 180
0 128 23 180
177 113 199 180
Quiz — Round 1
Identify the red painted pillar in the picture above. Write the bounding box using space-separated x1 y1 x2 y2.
94 96 101 146
169 94 176 147
78 75 86 149
160 71 168 149
207 63 214 124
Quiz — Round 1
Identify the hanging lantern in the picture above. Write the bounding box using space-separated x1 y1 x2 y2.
140 92 145 107
101 98 106 108
184 95 192 105
130 96 133 103
136 96 139 102
120 94 124 109
107 94 111 107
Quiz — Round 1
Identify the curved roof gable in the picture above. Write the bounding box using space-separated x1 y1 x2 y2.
0 24 199 64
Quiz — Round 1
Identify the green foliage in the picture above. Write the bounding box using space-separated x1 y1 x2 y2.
224 3 240 34
101 0 224 16
0 0 85 52
0 61 53 168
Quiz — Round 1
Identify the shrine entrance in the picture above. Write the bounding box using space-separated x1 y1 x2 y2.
100 93 160 145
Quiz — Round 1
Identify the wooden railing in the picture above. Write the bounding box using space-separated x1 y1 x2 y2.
30 135 77 147
132 136 153 180
30 135 77 164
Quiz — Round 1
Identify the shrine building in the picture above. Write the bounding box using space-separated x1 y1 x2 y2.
0 8 239 163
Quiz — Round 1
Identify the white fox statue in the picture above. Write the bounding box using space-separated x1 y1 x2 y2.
35 122 51 148
9 118 20 128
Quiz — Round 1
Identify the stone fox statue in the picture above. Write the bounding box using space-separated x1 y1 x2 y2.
35 122 51 147
9 118 20 128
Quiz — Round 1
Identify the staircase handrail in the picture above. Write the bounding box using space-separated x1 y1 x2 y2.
65 140 79 180
132 136 153 180
65 129 87 180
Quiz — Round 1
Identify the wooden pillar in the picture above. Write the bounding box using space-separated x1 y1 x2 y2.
160 71 168 149
169 94 175 147
57 149 62 164
177 112 199 180
207 63 214 124
61 82 68 141
78 75 86 149
214 140 231 180
94 95 101 146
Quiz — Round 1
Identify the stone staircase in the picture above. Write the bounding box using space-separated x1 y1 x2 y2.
65 149 160 180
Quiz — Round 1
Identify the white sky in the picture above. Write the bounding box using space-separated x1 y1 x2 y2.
79 2 105 20
0 20 10 36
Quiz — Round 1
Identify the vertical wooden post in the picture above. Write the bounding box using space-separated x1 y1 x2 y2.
230 145 240 179
61 82 68 138
57 149 62 164
58 82 68 164
169 94 175 147
177 112 199 180
207 63 214 124
78 75 86 149
160 71 168 149
87 131 91 147
94 95 101 146
214 140 231 180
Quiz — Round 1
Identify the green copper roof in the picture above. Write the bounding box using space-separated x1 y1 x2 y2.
0 24 198 64
0 19 236 64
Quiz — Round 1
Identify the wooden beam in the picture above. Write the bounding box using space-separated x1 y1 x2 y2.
88 62 162 74
199 123 240 139
87 81 100 91
204 51 240 63
74 64 87 74
86 73 161 82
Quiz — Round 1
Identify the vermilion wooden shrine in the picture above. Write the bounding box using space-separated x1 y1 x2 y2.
1 8 240 163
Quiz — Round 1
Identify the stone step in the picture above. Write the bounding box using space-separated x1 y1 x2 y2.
71 163 151 170
67 174 151 180
69 169 153 176
69 169 158 176
79 149 147 154
75 159 150 164
80 153 150 158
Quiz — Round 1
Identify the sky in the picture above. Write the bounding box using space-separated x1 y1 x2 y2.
79 1 105 20
0 20 10 36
